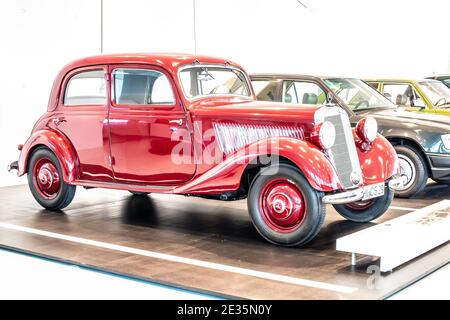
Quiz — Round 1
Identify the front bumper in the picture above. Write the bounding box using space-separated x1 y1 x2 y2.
427 153 450 180
322 175 406 205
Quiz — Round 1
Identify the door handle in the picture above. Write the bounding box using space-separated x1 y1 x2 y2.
169 119 184 126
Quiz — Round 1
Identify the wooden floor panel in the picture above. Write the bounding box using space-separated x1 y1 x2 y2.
0 182 448 299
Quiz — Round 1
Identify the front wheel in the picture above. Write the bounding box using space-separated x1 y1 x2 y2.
333 187 394 222
393 145 428 198
27 147 76 210
247 164 325 247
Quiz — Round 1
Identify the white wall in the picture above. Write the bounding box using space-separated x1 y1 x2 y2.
1 0 449 187
0 0 100 186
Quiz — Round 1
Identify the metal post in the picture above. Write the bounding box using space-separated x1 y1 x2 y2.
351 253 356 266
100 0 103 54
193 0 197 54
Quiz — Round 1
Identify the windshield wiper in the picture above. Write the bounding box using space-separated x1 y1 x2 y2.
198 67 215 81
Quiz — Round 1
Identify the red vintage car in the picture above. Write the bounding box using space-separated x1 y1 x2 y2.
8 53 404 246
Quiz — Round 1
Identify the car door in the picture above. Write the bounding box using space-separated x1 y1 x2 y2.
55 66 114 182
108 64 195 185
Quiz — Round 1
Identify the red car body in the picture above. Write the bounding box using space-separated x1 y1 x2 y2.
10 53 402 246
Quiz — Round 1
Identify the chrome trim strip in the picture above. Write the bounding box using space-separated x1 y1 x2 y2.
425 152 450 158
72 180 175 191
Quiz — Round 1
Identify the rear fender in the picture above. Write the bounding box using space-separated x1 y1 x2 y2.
174 137 342 194
18 129 78 183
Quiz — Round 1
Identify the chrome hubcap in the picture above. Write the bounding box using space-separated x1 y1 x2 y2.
259 178 306 233
33 158 61 200
397 154 416 191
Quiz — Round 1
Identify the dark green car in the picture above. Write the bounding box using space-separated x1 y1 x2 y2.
251 74 450 198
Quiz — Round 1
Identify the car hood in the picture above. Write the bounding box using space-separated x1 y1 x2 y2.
189 97 319 122
356 108 450 132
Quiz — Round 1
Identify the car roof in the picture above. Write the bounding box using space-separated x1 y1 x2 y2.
48 53 245 111
61 53 243 73
364 78 440 83
249 73 357 81
427 75 450 79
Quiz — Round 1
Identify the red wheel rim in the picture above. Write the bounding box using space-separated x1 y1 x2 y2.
345 199 374 211
259 178 306 233
33 158 61 200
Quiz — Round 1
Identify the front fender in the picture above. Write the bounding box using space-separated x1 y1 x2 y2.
174 137 342 194
355 132 399 185
18 129 78 183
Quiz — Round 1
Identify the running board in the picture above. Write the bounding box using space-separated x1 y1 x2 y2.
72 180 176 193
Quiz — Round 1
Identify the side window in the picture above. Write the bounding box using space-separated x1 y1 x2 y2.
443 79 450 88
113 69 175 105
382 83 423 107
251 80 278 102
283 81 325 104
367 82 379 90
64 70 106 106
283 81 298 103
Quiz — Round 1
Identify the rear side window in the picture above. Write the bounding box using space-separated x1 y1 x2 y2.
113 69 175 105
283 81 326 104
252 80 279 101
64 70 106 106
367 82 379 90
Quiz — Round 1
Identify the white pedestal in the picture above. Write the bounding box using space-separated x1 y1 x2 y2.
336 200 450 272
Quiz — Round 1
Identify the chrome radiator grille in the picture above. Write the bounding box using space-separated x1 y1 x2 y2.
315 106 362 189
213 122 304 155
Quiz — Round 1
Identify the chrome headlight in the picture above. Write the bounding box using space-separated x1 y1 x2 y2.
356 116 378 143
318 121 336 149
442 134 450 150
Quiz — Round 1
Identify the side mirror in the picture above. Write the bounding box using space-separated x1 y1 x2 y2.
413 99 426 108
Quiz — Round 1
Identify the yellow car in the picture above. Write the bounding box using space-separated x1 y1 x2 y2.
365 78 450 116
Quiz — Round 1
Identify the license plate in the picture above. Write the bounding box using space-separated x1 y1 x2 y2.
362 183 385 201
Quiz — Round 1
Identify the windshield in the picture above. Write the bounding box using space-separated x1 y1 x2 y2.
418 81 450 107
324 78 395 111
179 65 251 99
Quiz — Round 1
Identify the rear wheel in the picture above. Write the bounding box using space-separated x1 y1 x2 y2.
247 164 325 247
333 187 394 222
27 148 76 210
393 145 428 198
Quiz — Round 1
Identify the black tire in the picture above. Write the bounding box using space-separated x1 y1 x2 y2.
27 147 76 210
333 187 394 222
394 145 428 198
247 164 326 247
129 191 150 196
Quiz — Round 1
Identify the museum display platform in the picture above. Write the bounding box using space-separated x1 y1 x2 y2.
0 183 448 299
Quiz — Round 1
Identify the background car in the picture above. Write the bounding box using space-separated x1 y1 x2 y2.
426 75 450 89
251 74 450 197
365 78 450 116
